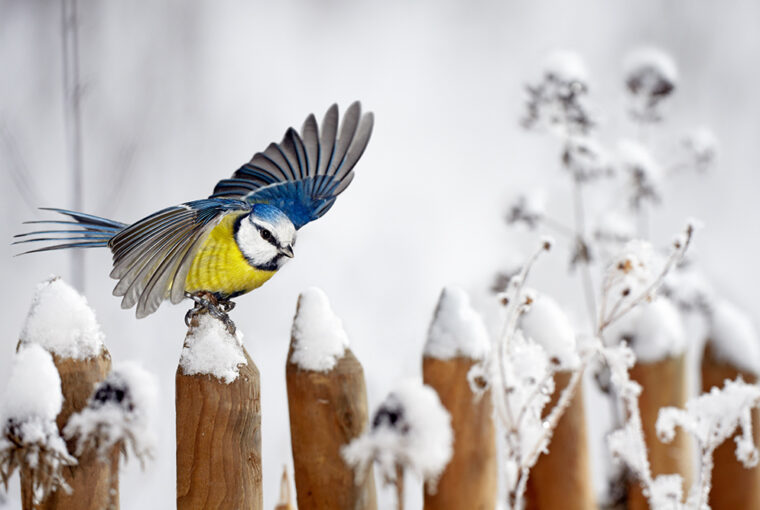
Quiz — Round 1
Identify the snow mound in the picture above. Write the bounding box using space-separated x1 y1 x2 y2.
424 286 490 360
180 314 246 383
290 287 349 372
1 344 62 423
708 300 760 375
519 292 579 369
342 379 453 488
542 49 588 84
605 297 685 362
20 276 105 359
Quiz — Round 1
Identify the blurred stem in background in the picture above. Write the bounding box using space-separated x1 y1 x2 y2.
61 0 85 291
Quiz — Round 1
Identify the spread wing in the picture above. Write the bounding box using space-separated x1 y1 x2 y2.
210 101 374 229
108 198 249 318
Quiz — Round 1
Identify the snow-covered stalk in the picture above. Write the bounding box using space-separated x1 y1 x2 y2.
700 301 760 508
16 277 114 509
422 287 497 510
0 344 76 506
286 288 377 510
176 312 262 510
342 381 453 510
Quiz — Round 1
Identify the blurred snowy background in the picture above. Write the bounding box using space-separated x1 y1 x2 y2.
2 1 760 508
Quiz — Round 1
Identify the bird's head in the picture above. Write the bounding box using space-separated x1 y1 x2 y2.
235 204 296 271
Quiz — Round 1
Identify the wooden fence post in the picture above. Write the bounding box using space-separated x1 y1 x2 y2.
286 288 377 510
519 292 594 510
701 300 760 510
176 313 262 510
618 298 691 510
421 287 496 510
16 277 115 510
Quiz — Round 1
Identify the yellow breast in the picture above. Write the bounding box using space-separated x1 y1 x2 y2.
184 213 276 297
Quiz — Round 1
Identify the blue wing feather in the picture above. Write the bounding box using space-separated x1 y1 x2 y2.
210 102 373 229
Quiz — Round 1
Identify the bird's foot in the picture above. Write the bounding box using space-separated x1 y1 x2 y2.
184 292 237 335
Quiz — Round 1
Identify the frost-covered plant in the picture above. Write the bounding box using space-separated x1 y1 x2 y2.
342 380 453 509
655 378 760 510
64 361 158 467
623 47 678 124
470 238 593 508
0 344 76 503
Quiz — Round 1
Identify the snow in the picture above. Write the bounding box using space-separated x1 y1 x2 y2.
424 286 490 360
593 210 636 245
64 361 157 462
342 379 453 489
624 47 679 92
563 136 614 182
19 276 105 360
290 287 349 372
605 297 686 363
618 138 662 206
707 300 760 375
542 49 588 84
179 314 247 383
518 292 579 369
0 343 62 423
683 126 719 171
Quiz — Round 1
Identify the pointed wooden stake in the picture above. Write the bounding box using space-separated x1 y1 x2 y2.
20 349 115 510
422 356 497 510
524 370 595 510
627 354 692 510
176 317 262 510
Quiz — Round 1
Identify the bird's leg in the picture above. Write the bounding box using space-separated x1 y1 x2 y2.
184 292 237 335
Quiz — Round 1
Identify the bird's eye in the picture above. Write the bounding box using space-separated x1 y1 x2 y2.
260 229 273 242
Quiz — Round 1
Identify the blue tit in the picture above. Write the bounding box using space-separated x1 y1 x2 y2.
15 102 374 322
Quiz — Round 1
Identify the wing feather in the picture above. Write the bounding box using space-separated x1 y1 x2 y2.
210 102 373 229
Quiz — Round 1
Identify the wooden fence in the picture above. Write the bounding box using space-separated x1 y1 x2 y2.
4 285 760 509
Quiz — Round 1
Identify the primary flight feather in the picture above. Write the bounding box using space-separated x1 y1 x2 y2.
15 102 374 320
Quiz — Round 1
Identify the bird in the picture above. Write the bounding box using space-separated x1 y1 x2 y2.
15 102 374 330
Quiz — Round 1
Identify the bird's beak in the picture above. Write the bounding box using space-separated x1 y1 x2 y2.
280 245 294 258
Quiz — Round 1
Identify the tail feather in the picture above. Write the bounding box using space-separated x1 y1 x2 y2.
14 208 127 255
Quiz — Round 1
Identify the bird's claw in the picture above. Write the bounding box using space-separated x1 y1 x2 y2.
184 292 237 335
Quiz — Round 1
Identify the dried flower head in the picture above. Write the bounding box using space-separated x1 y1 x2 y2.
562 136 614 183
624 47 678 123
617 139 662 209
682 127 719 172
522 50 595 136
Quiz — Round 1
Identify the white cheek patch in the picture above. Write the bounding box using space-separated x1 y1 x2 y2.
236 220 279 266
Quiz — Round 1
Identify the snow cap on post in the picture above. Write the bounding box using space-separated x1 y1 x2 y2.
519 292 579 369
424 286 490 361
180 314 247 384
707 300 760 376
19 276 105 359
342 379 453 489
1 344 63 423
605 297 685 363
290 287 349 372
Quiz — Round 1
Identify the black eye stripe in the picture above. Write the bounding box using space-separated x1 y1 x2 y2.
255 225 279 247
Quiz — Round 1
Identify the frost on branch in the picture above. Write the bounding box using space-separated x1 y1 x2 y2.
624 47 678 123
19 276 105 360
519 291 580 370
522 49 594 136
290 287 350 372
0 344 75 502
562 136 614 183
617 138 663 210
64 362 158 467
656 378 760 508
506 190 546 230
342 380 453 491
424 286 490 361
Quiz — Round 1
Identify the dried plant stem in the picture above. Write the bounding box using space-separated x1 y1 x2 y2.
395 465 404 510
